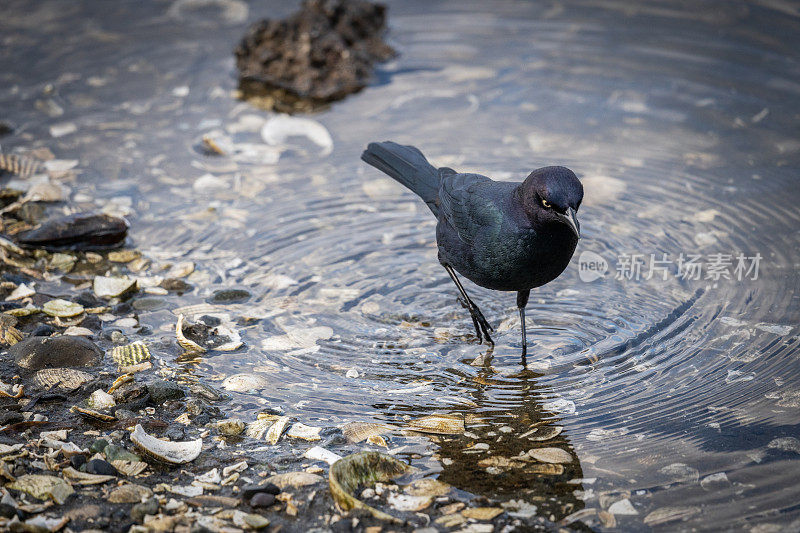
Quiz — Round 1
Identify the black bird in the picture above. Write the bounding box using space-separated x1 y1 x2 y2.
361 141 583 356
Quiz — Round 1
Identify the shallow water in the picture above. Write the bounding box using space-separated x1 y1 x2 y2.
2 0 800 529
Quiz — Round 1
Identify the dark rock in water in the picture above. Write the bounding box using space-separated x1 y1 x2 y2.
0 412 24 426
86 458 118 476
81 314 102 332
89 439 110 454
111 302 133 315
235 0 396 111
249 492 276 508
70 454 87 470
147 381 185 405
103 444 141 463
0 301 22 312
165 426 187 441
15 213 128 251
131 497 159 523
111 381 149 407
132 297 166 311
241 482 281 500
75 291 103 309
160 278 192 293
0 121 13 138
209 289 251 304
198 314 221 327
0 502 16 519
113 408 137 421
10 335 103 369
31 324 58 337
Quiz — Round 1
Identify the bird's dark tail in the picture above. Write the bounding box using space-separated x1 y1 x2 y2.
361 141 440 215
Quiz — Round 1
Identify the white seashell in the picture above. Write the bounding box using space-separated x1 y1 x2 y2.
303 446 341 465
42 299 83 317
245 419 271 439
63 326 94 336
261 326 333 351
87 390 116 409
260 115 333 156
222 373 269 392
6 283 35 301
215 418 245 436
265 416 290 445
286 423 322 441
93 276 137 298
526 447 573 464
33 368 93 392
405 414 465 435
130 424 202 464
176 314 206 355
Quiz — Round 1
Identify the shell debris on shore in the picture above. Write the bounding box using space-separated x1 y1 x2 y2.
130 424 202 464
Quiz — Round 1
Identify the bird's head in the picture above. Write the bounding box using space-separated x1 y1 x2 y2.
518 166 583 238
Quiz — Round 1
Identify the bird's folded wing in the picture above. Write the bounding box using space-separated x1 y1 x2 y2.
439 173 501 246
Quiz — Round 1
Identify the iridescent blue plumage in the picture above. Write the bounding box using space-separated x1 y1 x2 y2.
362 141 584 356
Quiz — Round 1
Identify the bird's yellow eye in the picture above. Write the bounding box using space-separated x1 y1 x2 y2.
541 199 551 208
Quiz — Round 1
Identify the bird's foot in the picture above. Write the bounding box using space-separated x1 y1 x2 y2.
458 297 494 345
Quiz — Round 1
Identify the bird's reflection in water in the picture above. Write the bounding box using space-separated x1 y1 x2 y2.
377 348 585 523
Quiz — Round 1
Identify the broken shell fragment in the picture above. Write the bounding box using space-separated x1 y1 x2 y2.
8 474 74 504
520 424 563 441
266 416 291 444
222 373 269 392
70 406 117 424
61 467 115 485
87 389 116 409
367 434 388 448
6 282 36 300
329 451 413 523
108 483 153 503
405 414 465 435
387 492 432 512
286 422 322 441
266 471 323 490
405 478 451 498
216 418 246 436
112 460 148 477
42 299 84 318
130 424 202 464
0 314 23 346
527 463 565 475
304 446 342 465
93 276 137 298
176 314 206 355
527 447 573 464
245 419 271 439
33 368 93 392
111 341 151 370
260 115 333 156
461 507 504 520
342 421 393 443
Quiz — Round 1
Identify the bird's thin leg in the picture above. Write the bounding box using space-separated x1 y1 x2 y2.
442 264 494 345
517 290 531 358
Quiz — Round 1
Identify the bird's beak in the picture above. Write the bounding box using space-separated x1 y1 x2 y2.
558 207 580 239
